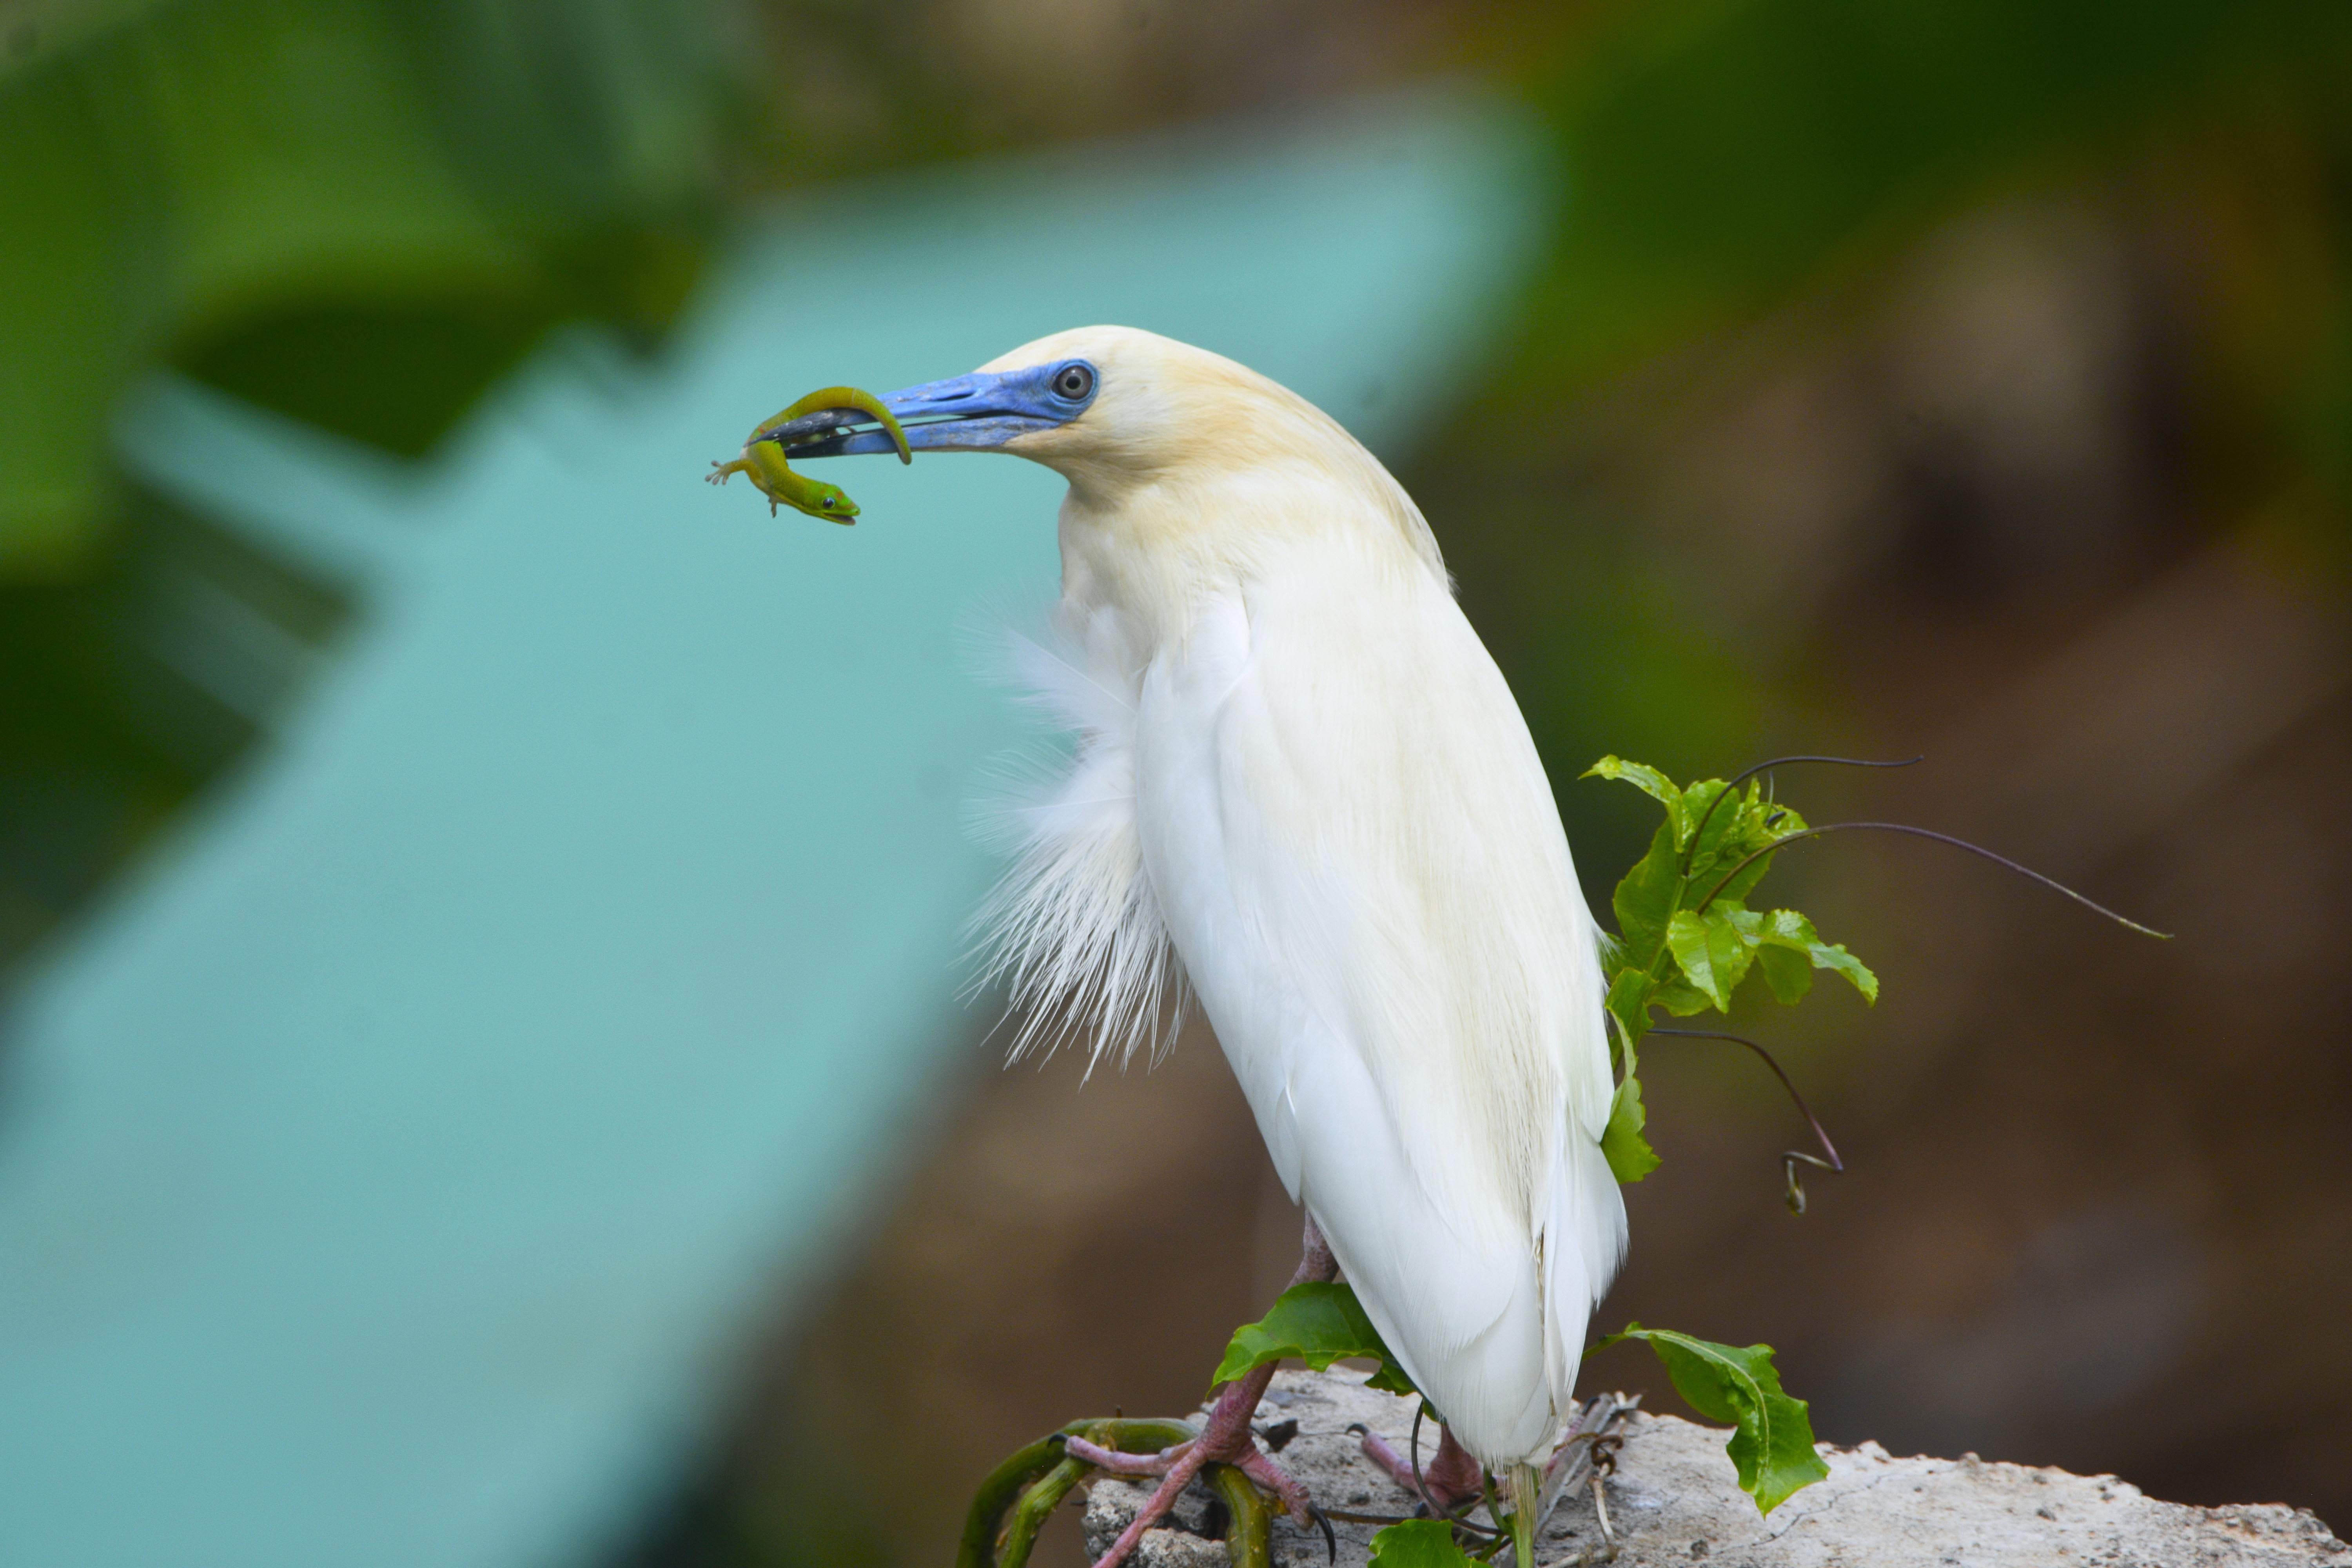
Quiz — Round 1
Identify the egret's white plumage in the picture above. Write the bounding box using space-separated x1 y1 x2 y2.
971 326 1625 1468
970 618 1193 1072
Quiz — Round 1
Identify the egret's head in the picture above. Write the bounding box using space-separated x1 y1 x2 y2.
776 325 1437 574
773 326 1359 496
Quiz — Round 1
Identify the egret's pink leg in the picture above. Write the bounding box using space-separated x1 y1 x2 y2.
1356 1427 1417 1489
1355 1423 1484 1512
1087 1218 1337 1568
1064 1436 1191 1476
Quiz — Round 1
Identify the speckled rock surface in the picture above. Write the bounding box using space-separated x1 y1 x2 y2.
1080 1368 2350 1568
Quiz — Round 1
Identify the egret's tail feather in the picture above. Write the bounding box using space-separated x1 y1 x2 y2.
1539 1131 1629 1423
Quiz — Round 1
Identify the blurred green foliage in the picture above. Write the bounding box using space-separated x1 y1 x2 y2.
1525 0 2332 381
0 0 756 980
1422 0 2352 885
0 0 746 575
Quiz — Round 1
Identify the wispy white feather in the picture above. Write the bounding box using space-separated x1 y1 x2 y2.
966 613 1191 1073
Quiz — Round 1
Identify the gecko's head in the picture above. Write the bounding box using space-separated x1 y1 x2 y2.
790 478 859 521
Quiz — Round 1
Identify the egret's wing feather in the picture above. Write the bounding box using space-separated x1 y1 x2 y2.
1136 533 1624 1463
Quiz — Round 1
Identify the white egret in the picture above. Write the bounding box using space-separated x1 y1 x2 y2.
788 327 1625 1565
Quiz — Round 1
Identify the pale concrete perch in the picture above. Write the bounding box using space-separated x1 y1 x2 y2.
1080 1368 2349 1568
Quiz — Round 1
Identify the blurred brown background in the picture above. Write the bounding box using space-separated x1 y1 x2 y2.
5 2 2345 1566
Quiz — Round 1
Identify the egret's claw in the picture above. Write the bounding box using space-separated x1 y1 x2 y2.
1304 1500 1339 1565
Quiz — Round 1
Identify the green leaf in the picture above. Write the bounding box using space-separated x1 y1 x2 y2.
1584 756 1685 828
1588 1324 1829 1514
1653 978 1716 1016
1666 909 1752 1011
1677 779 1739 864
1210 1282 1417 1396
1807 938 1878 1003
1756 942 1814 1005
1601 1073 1660 1183
1604 968 1656 1066
1365 1519 1477 1568
1609 818 1684 968
1685 791 1808 911
1701 844 1778 912
1752 909 1878 1004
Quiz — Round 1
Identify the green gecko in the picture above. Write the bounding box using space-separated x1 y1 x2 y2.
707 386 912 523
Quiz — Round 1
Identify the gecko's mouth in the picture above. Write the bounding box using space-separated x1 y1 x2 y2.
770 359 1099 457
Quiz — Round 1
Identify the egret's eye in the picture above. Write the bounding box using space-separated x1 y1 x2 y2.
1053 363 1095 401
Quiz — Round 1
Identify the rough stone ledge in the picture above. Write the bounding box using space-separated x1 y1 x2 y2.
1080 1367 2350 1568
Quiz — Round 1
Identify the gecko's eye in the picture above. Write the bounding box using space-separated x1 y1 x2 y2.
822 496 837 509
1052 363 1095 402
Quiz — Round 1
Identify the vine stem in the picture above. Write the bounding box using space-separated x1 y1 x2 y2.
1677 755 1924 876
1644 1028 1841 1171
1691 821 2171 938
1646 1027 1846 1213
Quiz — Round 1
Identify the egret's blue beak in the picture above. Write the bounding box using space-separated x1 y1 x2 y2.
768 359 1100 459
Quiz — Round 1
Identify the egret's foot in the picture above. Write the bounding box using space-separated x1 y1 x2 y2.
960 1216 1342 1568
1082 1356 1317 1568
1232 1444 1316 1525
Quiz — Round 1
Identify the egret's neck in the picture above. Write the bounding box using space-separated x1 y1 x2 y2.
1053 456 1443 657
